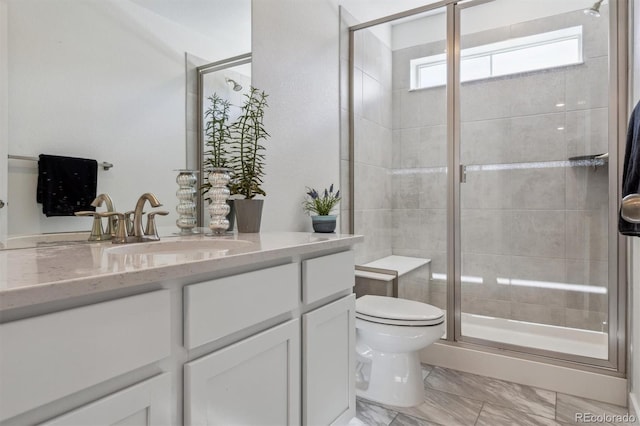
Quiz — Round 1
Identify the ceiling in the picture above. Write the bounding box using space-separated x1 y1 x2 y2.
129 0 251 41
337 0 439 24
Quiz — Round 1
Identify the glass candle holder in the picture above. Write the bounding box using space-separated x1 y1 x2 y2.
207 168 232 235
175 169 198 234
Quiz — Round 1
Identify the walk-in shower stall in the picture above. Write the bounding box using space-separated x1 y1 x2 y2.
346 0 627 373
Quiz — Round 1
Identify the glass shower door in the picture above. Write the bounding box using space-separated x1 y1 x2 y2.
351 6 449 332
457 0 612 361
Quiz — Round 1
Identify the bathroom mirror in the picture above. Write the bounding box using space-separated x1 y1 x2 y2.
194 54 252 227
1 0 251 243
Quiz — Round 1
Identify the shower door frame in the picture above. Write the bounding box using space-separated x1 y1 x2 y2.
348 0 628 374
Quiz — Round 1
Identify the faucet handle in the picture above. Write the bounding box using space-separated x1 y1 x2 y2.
101 212 128 244
75 211 109 241
124 210 141 236
145 211 169 240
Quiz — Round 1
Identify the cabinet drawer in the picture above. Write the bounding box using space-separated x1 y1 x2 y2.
40 373 172 426
184 263 299 349
302 250 355 304
0 290 171 421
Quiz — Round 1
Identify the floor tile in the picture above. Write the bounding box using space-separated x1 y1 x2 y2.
555 393 634 426
356 399 398 426
391 388 483 426
476 402 566 426
390 413 442 426
348 416 369 426
424 366 556 419
421 364 433 380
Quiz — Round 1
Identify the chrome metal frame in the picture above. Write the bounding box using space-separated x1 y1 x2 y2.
612 0 628 375
348 29 355 235
447 1 459 345
626 0 635 396
195 53 251 227
347 0 629 374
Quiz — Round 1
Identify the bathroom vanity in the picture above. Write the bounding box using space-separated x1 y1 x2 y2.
0 232 362 425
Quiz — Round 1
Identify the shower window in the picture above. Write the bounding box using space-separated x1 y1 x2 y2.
410 25 583 90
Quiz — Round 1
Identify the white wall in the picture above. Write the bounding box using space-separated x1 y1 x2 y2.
392 0 597 50
6 0 236 235
0 0 8 244
252 0 341 232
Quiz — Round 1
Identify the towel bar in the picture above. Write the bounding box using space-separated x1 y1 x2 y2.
8 155 113 171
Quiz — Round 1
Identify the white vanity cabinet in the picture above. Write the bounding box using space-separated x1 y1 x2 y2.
0 236 361 426
183 250 356 426
183 263 301 425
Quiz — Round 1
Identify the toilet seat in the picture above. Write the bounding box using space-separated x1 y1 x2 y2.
356 295 444 326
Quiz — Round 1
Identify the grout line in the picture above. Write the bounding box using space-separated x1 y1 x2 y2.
474 402 485 426
387 413 399 426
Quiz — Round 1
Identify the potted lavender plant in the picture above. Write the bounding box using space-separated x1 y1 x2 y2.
303 184 341 233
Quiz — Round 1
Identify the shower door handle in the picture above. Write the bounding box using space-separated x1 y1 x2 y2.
460 165 467 183
621 193 640 223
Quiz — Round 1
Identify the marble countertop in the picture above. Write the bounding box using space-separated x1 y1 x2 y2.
0 231 363 311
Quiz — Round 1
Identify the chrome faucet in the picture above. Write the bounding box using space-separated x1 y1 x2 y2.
91 193 117 237
132 193 162 240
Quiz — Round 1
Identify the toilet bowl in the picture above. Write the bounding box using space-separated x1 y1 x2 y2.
355 295 445 407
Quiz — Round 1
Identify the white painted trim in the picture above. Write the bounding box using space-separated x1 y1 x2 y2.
630 392 640 425
360 255 430 277
421 342 628 407
0 0 8 245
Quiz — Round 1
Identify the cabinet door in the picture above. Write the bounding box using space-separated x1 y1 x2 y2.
184 319 300 426
40 374 172 426
303 294 356 426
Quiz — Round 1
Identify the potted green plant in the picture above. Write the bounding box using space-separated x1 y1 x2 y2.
229 87 269 232
202 93 235 231
303 184 341 233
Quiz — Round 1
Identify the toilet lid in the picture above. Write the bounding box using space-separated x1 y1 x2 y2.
356 295 444 326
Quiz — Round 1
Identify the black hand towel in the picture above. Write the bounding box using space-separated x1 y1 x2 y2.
620 102 640 236
37 154 98 217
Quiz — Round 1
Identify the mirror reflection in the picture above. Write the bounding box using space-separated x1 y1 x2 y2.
2 0 251 245
195 55 252 227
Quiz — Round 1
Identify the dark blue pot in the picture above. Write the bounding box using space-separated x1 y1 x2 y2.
312 215 337 233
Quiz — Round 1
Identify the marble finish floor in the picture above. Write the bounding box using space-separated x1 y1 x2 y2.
348 365 637 426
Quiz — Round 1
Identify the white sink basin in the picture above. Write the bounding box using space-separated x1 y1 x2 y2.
105 239 252 256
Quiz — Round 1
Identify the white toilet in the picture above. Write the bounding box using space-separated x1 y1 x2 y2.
355 295 445 407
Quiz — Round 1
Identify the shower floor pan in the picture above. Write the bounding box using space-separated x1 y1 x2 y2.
459 312 608 360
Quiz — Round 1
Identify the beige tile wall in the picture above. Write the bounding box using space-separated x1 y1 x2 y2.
350 29 394 265
388 8 610 332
